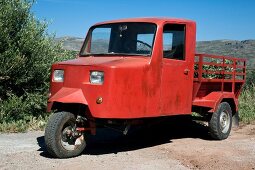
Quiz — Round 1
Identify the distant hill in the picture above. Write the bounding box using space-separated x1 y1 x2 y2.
55 36 84 51
56 37 255 68
196 40 255 68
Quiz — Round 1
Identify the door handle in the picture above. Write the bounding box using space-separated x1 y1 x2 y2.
184 69 190 75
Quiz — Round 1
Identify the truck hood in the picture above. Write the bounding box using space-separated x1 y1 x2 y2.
57 56 150 68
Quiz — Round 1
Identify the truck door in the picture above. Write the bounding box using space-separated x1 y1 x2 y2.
160 24 194 115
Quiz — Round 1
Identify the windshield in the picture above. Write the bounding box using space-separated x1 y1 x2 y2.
80 23 157 56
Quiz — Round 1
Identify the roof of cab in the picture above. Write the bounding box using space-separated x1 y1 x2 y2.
93 17 195 26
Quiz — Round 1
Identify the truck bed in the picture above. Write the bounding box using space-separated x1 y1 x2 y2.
192 54 246 111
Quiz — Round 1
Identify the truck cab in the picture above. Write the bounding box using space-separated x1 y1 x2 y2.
45 18 246 158
48 18 196 118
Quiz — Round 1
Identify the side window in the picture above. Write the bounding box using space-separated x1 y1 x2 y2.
163 24 185 60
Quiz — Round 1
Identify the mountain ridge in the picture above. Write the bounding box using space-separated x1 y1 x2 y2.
56 37 255 67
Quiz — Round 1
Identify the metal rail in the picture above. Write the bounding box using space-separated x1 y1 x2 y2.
193 53 246 93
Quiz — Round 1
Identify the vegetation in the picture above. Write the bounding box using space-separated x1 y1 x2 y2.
239 84 255 123
238 69 255 123
0 0 75 132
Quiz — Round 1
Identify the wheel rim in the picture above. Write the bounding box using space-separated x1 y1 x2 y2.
60 123 84 151
219 111 230 134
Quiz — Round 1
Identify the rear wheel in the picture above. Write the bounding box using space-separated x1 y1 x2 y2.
45 112 86 158
209 102 232 140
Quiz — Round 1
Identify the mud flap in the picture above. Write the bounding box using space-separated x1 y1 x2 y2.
232 111 239 128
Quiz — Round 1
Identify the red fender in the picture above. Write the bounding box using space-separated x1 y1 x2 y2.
48 87 88 105
192 92 238 113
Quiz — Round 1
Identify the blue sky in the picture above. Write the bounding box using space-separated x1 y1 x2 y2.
32 0 255 41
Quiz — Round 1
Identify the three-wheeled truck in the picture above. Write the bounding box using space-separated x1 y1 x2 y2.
45 18 246 158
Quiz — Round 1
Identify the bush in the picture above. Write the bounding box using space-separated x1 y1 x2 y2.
0 90 51 132
245 70 255 88
0 0 58 98
239 85 255 123
0 0 74 132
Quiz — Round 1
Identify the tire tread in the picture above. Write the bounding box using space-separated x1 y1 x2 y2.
44 112 86 158
208 102 232 140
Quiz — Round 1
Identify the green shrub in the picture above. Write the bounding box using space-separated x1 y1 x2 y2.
0 0 75 132
0 92 51 132
245 70 255 88
0 0 58 99
239 85 255 123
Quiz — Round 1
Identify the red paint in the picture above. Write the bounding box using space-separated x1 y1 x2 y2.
47 18 246 119
48 87 88 105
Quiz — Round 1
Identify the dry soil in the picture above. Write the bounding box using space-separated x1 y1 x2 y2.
0 118 255 170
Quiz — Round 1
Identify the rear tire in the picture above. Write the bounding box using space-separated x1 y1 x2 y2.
44 112 86 158
209 102 232 140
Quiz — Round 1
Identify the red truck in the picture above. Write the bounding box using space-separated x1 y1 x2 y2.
44 18 246 158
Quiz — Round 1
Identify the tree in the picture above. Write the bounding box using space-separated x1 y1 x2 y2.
1 0 55 98
0 0 73 131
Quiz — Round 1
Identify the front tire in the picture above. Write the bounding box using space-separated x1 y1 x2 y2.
209 102 232 140
44 112 86 158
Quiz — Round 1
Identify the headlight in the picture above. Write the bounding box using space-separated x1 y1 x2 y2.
90 71 104 84
53 69 64 82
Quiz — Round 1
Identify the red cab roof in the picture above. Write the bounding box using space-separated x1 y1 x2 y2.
94 17 195 26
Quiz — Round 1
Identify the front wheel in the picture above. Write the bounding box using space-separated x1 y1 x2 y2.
44 112 86 158
209 102 232 140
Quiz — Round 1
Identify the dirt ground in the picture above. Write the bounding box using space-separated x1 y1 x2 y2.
0 118 255 170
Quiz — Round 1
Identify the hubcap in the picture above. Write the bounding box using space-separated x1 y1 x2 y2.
61 125 84 151
219 111 230 134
